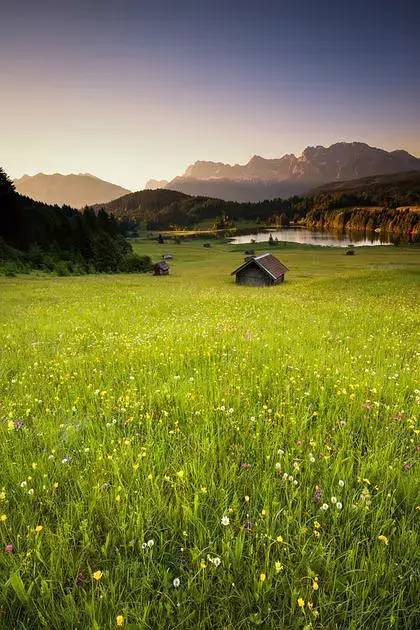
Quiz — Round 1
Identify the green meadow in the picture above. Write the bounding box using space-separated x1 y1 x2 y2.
0 241 419 629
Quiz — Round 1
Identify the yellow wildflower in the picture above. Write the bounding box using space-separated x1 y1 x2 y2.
276 535 283 543
93 570 103 581
0 514 7 522
35 525 43 533
312 580 319 591
297 597 305 608
259 573 266 582
275 561 284 573
116 615 124 627
378 535 389 545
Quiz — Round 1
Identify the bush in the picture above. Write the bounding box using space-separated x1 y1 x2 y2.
54 261 71 276
122 254 153 273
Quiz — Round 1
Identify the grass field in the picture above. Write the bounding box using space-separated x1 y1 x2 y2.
0 241 419 629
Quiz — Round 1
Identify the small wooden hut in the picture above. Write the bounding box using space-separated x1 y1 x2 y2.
231 253 288 287
153 261 170 276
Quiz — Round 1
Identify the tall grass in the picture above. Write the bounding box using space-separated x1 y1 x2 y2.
0 244 419 628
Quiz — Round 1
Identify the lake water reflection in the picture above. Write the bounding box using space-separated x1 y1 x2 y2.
229 227 394 247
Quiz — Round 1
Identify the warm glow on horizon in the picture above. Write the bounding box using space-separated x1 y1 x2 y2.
1 0 419 190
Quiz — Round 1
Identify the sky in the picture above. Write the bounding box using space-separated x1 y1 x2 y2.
1 0 420 190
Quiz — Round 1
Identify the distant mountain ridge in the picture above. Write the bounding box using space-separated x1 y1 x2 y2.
146 142 420 201
14 172 131 208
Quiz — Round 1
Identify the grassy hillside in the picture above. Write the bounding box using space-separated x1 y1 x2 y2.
0 242 419 628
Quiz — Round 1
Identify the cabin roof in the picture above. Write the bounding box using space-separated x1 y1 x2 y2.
155 261 169 271
231 253 289 280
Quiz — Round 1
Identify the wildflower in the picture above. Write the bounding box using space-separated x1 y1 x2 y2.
115 495 121 503
276 535 283 543
176 470 184 479
297 597 305 608
28 488 34 496
0 514 7 522
312 580 319 591
241 463 251 470
244 520 253 531
147 539 154 548
338 479 345 487
116 615 124 627
141 542 147 549
200 560 207 569
5 544 13 553
244 495 250 502
314 486 322 503
92 570 103 581
314 521 321 529
221 515 230 526
331 496 337 504
275 561 283 573
35 525 43 533
378 535 389 545
210 556 221 567
259 573 266 582
321 503 329 511
173 577 180 587
336 502 343 510
275 462 281 470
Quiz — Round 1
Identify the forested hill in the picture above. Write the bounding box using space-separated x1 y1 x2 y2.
92 189 191 220
309 170 420 198
95 171 420 236
0 168 151 275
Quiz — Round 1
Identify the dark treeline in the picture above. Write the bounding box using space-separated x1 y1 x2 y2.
140 176 420 237
0 168 152 275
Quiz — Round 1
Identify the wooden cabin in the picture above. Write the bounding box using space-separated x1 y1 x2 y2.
153 261 170 276
231 253 288 287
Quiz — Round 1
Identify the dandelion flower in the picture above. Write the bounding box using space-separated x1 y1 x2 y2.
221 515 230 526
92 570 103 581
297 597 305 608
276 535 284 543
0 514 7 522
173 577 180 587
116 615 124 627
378 535 389 545
35 525 43 533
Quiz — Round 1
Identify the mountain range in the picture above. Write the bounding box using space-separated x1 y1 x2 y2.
146 142 420 202
13 173 131 208
11 142 420 207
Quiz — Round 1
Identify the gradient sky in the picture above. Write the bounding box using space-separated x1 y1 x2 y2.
1 0 420 190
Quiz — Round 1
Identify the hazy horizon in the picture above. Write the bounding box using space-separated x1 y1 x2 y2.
2 0 420 190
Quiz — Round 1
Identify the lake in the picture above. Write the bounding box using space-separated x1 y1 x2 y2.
229 227 394 247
